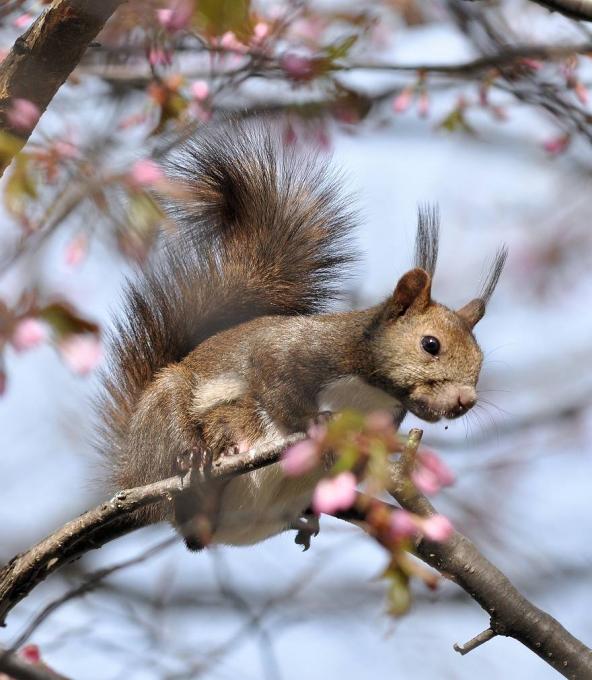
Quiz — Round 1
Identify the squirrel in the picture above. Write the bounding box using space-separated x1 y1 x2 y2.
97 120 507 550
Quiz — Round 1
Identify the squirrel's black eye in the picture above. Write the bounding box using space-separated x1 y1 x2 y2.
421 335 440 356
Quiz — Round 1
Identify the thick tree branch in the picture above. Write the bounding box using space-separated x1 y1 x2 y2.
0 433 305 626
1 429 591 679
0 0 124 177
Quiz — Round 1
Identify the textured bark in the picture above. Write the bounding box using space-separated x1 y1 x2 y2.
0 0 124 175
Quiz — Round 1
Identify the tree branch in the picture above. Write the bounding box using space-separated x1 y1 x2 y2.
388 428 592 679
0 433 305 626
0 0 124 177
466 0 592 22
1 429 591 679
0 647 70 680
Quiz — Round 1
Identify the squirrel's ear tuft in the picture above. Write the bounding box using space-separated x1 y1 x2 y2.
385 268 431 320
414 204 439 276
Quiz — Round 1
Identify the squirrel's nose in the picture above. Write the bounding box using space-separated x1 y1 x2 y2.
457 386 477 410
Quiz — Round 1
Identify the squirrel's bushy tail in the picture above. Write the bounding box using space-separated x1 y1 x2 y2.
97 120 357 469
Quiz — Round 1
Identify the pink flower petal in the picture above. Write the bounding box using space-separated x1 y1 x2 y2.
65 234 88 267
312 472 357 514
280 53 315 81
59 334 102 375
11 318 46 352
156 0 193 32
392 88 412 114
130 159 165 187
7 98 40 132
190 80 210 101
253 22 270 42
281 440 319 476
148 47 173 67
411 467 440 495
19 644 41 664
13 13 33 29
420 515 454 542
389 510 418 540
543 134 570 155
417 451 455 487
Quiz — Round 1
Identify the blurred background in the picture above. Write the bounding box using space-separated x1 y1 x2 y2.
0 1 591 678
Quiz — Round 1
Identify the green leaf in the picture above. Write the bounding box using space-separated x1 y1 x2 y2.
384 565 411 617
326 34 358 62
195 0 251 38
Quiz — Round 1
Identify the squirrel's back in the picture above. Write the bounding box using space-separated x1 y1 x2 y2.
96 120 358 486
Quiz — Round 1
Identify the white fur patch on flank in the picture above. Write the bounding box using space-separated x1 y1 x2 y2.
191 373 247 415
318 375 402 415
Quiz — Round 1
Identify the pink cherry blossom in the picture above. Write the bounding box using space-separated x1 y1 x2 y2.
312 472 357 514
281 440 319 476
19 644 41 664
190 80 210 101
148 47 173 67
11 318 46 353
543 134 570 155
65 234 88 267
220 31 246 52
412 450 454 495
156 0 193 33
419 514 454 542
280 53 315 81
252 22 270 44
389 509 418 540
575 81 588 105
392 88 413 114
130 159 165 187
13 13 33 29
59 334 102 375
7 98 40 132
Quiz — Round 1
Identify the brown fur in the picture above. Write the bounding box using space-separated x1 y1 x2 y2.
96 120 506 548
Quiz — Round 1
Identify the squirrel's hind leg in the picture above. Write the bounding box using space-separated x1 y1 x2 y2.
173 398 265 550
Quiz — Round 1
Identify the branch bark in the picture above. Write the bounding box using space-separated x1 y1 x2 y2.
0 429 590 679
388 429 592 679
0 433 305 626
0 0 124 177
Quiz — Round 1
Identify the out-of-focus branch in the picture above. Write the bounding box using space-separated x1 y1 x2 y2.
1 429 591 679
388 428 592 680
466 0 592 21
0 0 124 177
79 41 592 87
0 433 305 626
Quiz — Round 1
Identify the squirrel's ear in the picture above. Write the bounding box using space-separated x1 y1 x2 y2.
458 246 508 328
386 268 431 319
457 299 485 328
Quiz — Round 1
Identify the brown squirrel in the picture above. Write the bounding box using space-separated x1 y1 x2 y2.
97 121 507 550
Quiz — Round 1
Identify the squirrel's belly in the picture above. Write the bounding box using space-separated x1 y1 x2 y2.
211 463 321 546
210 410 320 546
